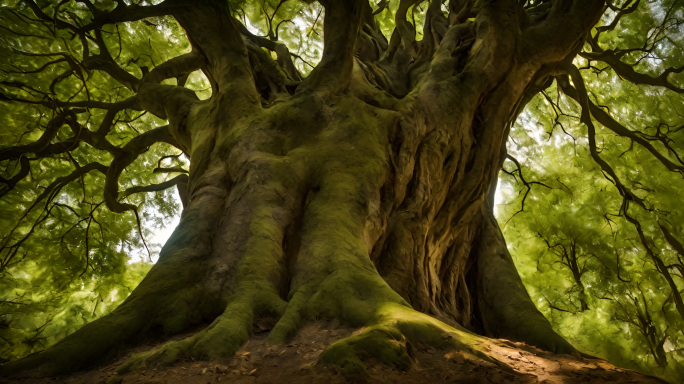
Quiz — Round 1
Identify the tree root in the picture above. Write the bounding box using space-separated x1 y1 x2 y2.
117 285 287 374
318 302 501 376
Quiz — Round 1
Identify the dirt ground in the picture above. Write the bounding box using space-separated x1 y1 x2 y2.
1 321 666 384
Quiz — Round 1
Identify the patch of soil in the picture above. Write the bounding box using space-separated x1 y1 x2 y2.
2 321 666 384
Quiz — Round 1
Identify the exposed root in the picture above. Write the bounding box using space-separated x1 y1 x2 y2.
319 325 412 375
118 285 287 373
317 302 504 376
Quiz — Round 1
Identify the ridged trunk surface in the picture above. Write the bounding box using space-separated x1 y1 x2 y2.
2 0 634 379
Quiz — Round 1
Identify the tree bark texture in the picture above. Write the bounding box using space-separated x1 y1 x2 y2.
2 0 622 378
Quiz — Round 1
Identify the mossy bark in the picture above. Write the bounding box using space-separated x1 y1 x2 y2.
1 0 613 378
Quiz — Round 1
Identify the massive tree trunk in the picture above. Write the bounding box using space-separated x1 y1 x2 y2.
2 0 661 381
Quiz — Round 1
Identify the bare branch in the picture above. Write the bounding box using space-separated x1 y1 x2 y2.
0 157 30 198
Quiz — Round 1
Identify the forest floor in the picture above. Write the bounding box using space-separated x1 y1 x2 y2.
2 321 666 384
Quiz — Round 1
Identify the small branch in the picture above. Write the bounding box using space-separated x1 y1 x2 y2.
560 81 684 173
560 65 646 210
502 154 552 222
0 157 30 198
119 174 189 199
625 209 684 323
0 162 108 272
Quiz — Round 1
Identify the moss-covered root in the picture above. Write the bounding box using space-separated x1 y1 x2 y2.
318 303 499 376
319 325 411 375
116 311 247 374
117 291 286 374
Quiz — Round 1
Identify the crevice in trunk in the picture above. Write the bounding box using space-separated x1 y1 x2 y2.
281 189 311 301
464 243 485 334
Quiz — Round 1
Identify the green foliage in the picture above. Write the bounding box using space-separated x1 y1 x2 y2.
0 260 150 363
497 2 684 380
0 0 682 383
0 0 185 362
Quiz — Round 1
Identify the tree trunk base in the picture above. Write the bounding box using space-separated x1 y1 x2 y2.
3 320 666 384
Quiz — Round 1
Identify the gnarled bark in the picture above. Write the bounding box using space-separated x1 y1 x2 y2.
4 0 660 381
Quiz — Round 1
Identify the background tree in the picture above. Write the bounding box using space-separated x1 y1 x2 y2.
0 0 681 382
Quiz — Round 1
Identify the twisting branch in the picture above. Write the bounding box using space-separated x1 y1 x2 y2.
501 154 552 221
240 34 299 100
0 0 207 276
99 126 175 261
239 24 302 83
0 157 30 198
141 51 204 86
119 174 189 199
559 80 684 174
0 162 108 273
134 51 204 121
0 111 73 161
581 50 684 94
594 0 640 40
25 0 182 34
81 28 140 91
624 206 684 323
421 0 449 57
103 126 176 213
392 0 422 51
560 64 646 210
583 0 683 93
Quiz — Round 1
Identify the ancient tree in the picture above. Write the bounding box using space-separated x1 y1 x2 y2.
0 0 682 381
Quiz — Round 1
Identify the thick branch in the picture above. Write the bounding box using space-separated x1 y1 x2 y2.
522 0 605 64
24 0 182 34
580 50 684 93
141 51 204 85
103 126 176 213
81 29 141 91
172 3 259 104
239 25 302 82
297 0 365 95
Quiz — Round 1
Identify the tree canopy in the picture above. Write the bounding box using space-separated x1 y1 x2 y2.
0 0 682 382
